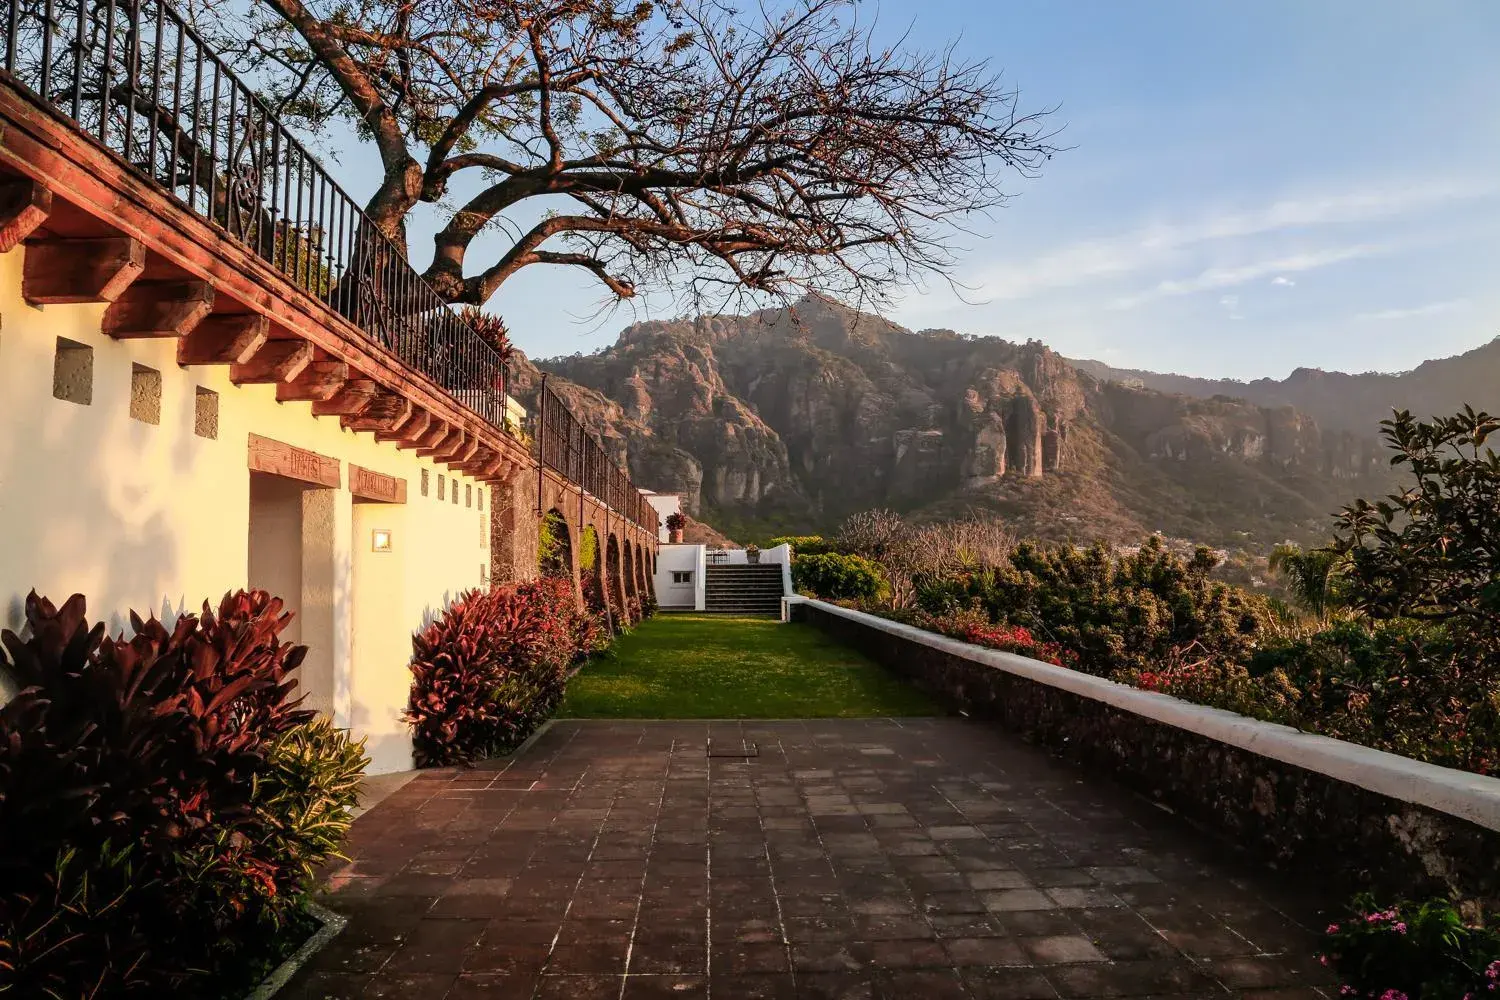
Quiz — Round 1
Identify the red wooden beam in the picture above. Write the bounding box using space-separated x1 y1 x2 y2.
343 392 412 433
310 378 378 417
231 339 314 384
102 279 215 339
23 236 143 304
0 176 51 252
177 314 268 366
377 406 429 444
276 360 350 403
404 418 450 453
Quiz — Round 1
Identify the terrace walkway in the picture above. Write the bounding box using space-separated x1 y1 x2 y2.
287 717 1337 999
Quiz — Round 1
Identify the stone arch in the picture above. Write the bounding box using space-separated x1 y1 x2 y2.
623 539 638 601
578 524 606 615
539 508 573 581
606 533 626 622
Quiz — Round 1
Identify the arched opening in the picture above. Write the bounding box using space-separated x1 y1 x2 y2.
579 524 606 616
623 539 637 600
538 508 573 580
606 533 625 621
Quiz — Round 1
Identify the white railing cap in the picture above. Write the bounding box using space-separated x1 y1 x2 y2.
788 596 1500 833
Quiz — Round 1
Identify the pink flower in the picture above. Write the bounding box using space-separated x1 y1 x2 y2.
1377 991 1409 1000
1393 922 1407 934
1326 923 1341 934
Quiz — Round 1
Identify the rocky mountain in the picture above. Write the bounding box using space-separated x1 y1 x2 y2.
528 296 1410 547
1070 338 1500 436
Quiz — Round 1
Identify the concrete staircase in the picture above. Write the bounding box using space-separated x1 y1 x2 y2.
704 564 786 616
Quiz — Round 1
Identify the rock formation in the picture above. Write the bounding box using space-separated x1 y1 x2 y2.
528 295 1413 547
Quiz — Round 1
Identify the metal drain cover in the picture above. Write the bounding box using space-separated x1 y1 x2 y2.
706 739 759 758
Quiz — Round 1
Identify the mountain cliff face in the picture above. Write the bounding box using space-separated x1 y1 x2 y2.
1070 338 1500 436
533 297 1399 546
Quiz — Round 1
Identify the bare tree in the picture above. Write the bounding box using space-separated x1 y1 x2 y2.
190 0 1061 309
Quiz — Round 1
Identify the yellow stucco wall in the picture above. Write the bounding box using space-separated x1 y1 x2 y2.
0 247 491 773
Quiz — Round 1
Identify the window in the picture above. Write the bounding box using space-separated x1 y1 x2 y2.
53 337 93 405
671 570 692 584
129 364 161 424
420 468 430 496
437 474 445 500
465 483 472 507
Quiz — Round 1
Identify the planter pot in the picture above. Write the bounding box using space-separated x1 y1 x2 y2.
243 902 347 1000
668 529 684 543
747 551 760 564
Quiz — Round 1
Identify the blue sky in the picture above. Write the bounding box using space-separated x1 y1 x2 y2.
331 1 1500 377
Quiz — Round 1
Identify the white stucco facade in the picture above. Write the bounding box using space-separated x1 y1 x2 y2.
653 543 706 610
0 249 492 774
642 491 683 542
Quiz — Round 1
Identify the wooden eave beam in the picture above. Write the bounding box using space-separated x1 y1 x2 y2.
102 279 214 339
23 235 143 304
276 360 350 403
177 314 268 366
376 406 430 444
0 176 51 252
231 339 314 384
343 392 412 434
310 378 378 417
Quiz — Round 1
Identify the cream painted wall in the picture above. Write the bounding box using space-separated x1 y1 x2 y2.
0 248 491 773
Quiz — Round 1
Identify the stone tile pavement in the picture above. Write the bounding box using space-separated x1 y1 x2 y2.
285 719 1338 999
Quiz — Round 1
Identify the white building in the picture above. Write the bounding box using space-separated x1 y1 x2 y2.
640 490 684 542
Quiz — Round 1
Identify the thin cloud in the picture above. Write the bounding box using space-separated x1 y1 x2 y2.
1109 245 1384 310
968 177 1493 302
1354 299 1469 322
1271 276 1296 287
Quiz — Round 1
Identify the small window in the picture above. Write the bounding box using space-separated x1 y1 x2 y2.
465 483 472 508
478 487 485 511
194 386 219 439
671 570 692 584
420 468 430 497
452 483 458 505
53 337 93 405
129 364 161 425
437 474 445 501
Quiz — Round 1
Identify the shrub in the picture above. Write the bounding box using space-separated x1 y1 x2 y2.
0 589 365 997
1321 895 1500 999
768 534 835 556
664 512 686 532
1248 619 1499 774
901 604 1076 668
916 537 1274 678
406 578 604 766
793 552 888 602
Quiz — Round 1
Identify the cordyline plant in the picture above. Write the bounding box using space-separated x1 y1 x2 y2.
184 0 1061 313
406 578 606 766
0 589 367 997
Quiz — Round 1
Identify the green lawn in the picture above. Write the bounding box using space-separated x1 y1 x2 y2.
558 614 941 719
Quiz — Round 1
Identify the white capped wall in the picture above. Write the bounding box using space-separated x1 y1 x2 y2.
653 543 705 609
644 492 683 542
0 248 491 773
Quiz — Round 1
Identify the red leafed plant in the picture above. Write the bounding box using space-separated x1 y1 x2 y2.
912 604 1078 668
406 578 607 767
0 589 365 998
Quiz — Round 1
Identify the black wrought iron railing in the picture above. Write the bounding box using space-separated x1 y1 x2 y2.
0 0 656 532
535 375 658 535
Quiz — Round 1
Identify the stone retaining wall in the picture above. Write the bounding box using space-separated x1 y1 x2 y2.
790 597 1500 919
